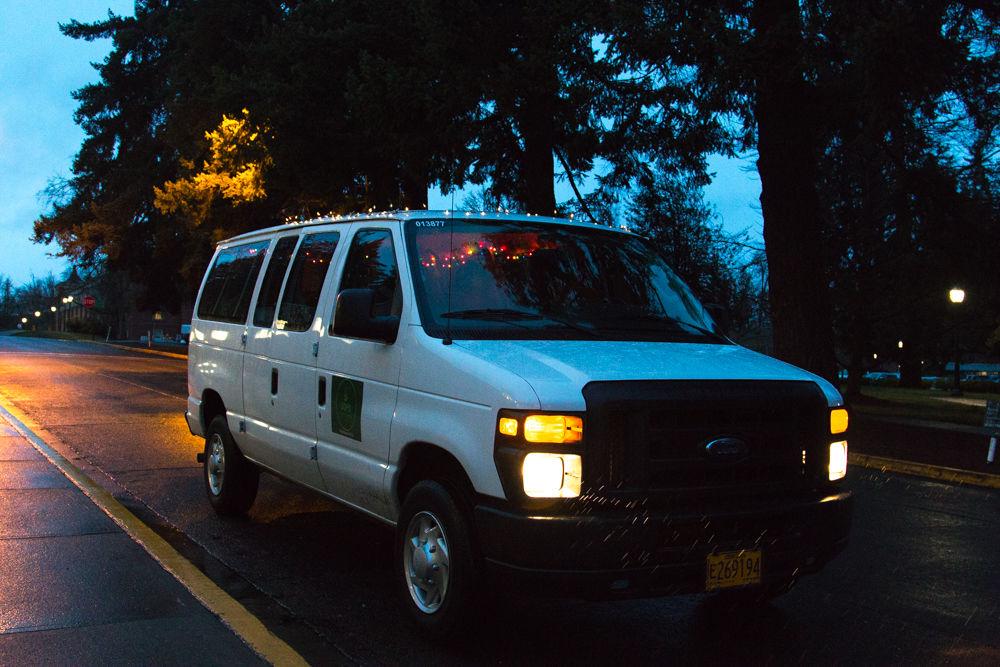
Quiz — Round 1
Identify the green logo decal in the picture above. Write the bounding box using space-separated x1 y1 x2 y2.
331 377 363 441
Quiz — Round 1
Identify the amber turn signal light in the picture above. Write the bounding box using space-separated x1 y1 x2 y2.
830 408 849 434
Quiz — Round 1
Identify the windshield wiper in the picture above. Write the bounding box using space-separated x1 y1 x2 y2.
440 308 602 337
599 313 724 340
440 308 543 320
439 308 540 330
537 311 603 337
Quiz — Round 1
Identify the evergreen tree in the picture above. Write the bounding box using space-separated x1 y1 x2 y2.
626 167 762 340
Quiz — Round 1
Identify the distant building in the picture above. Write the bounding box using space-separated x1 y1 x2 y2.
944 354 1000 380
56 270 193 342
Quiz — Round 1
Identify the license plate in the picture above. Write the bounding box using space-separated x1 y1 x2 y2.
705 550 762 591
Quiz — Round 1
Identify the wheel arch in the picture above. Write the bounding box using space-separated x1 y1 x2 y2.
200 389 226 432
395 441 476 509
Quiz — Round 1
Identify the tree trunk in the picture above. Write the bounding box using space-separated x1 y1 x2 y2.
517 67 557 215
845 350 863 401
401 171 429 210
750 0 836 381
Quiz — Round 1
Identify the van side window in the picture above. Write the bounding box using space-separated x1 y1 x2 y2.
197 241 269 324
253 235 299 328
338 229 401 317
276 232 340 332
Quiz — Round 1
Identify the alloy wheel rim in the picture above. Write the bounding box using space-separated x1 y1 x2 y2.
403 510 450 613
207 434 225 496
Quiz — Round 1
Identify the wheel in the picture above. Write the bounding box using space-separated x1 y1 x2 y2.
396 480 480 637
203 415 259 516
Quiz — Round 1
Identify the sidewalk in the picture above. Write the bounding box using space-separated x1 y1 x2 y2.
0 422 264 665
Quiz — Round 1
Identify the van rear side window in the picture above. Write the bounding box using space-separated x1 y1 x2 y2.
276 231 341 331
197 241 269 324
253 235 299 328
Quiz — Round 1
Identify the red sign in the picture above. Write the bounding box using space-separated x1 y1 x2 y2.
82 295 96 309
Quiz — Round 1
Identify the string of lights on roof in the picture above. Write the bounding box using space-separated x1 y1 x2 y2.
277 207 616 228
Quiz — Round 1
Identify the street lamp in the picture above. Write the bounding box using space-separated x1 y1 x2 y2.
34 311 41 317
20 317 27 324
949 287 965 396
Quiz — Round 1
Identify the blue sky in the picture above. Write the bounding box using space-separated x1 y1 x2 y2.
0 1 135 285
0 2 763 286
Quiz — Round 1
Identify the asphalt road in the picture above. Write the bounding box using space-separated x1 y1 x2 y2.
1 335 998 665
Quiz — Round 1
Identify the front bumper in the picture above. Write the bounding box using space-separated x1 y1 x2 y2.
474 489 853 599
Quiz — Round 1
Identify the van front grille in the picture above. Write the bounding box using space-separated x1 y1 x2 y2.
582 381 828 500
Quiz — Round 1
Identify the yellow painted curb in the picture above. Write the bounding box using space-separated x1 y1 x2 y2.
0 398 307 667
850 452 1000 490
97 341 188 360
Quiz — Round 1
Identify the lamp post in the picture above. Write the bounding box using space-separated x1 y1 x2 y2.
949 288 965 396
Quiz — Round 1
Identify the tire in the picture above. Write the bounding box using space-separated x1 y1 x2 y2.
203 415 259 516
396 480 480 638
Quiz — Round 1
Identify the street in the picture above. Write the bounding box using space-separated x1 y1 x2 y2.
1 335 998 665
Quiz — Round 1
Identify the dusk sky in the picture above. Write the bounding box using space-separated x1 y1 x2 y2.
0 2 763 287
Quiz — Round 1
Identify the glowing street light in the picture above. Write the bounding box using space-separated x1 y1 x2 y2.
34 311 41 317
872 353 878 360
897 340 903 349
948 287 965 396
50 306 57 312
20 317 27 324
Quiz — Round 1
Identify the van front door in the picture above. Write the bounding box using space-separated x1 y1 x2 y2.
315 225 403 517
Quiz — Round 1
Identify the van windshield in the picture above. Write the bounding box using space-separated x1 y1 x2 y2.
404 219 727 343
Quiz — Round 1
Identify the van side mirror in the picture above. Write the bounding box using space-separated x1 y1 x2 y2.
332 288 399 344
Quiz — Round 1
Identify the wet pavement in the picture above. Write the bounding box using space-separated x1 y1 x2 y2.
0 416 263 665
0 334 998 665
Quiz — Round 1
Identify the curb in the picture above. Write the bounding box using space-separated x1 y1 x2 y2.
97 341 188 360
0 398 307 666
849 452 1000 489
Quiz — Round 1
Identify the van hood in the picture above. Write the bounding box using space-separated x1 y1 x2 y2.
453 339 842 409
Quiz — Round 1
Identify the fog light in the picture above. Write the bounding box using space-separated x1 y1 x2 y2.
829 441 848 481
830 408 849 434
522 453 582 498
523 415 583 443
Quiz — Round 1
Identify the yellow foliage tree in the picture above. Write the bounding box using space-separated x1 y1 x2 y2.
154 109 272 224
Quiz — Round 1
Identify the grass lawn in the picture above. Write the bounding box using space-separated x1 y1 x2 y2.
845 385 994 427
12 330 101 342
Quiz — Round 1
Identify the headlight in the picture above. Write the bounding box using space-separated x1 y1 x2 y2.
523 415 583 443
830 408 849 435
522 453 582 498
829 441 848 481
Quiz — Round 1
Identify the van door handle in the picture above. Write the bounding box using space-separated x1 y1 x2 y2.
318 377 326 406
271 368 278 395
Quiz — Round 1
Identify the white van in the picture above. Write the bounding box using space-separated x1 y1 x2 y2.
186 211 852 634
